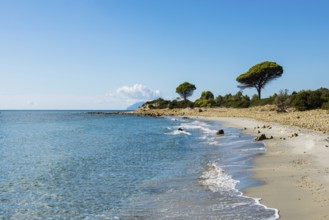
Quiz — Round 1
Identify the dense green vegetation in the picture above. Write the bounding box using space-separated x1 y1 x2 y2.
142 61 328 112
194 91 215 107
143 88 329 112
293 88 329 111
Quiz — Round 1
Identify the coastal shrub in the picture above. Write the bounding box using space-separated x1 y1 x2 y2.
144 98 171 109
293 90 323 111
308 90 323 108
217 92 250 108
322 101 329 110
318 87 329 102
144 87 329 111
215 95 223 106
169 100 194 109
194 91 216 107
293 91 310 111
274 89 293 112
200 91 215 100
236 94 251 108
168 100 178 109
250 94 259 103
194 99 216 107
179 100 194 108
250 93 276 107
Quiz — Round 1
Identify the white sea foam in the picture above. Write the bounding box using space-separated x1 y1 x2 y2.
167 119 217 137
167 129 191 136
180 121 214 134
199 162 239 192
199 162 280 219
176 120 225 145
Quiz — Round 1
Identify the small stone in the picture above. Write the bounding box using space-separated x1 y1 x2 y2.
216 129 224 135
291 133 298 138
257 130 261 134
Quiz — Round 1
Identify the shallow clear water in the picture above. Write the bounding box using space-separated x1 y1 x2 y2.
0 111 278 219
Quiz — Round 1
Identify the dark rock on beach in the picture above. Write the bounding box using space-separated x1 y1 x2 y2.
255 134 267 141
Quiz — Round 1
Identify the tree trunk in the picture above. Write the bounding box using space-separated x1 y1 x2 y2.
257 88 261 99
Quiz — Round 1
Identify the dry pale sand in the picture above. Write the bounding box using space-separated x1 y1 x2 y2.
134 106 329 219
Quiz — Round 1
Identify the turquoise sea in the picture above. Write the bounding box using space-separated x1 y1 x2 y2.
0 111 278 219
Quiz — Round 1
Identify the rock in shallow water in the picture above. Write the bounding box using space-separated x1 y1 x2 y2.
216 129 224 135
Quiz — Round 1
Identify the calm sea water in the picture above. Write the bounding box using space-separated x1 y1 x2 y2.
0 111 278 219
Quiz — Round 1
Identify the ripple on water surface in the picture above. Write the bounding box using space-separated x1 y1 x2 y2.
0 111 278 219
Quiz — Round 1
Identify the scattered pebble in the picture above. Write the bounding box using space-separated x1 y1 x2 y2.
291 133 299 138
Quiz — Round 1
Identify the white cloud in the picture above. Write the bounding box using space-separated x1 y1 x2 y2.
26 100 38 105
108 84 161 102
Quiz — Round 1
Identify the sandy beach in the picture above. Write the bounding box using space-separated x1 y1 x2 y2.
134 106 329 219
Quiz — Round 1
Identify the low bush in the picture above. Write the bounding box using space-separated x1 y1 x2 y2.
216 92 251 108
274 89 293 112
195 91 216 107
293 90 323 111
250 94 276 107
322 101 329 110
143 98 171 109
169 100 194 109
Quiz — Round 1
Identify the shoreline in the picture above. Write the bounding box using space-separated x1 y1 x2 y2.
207 117 329 220
133 107 329 219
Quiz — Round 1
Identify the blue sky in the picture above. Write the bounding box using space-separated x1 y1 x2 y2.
1 0 329 109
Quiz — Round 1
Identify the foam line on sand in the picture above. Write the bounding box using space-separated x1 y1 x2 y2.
207 117 329 220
